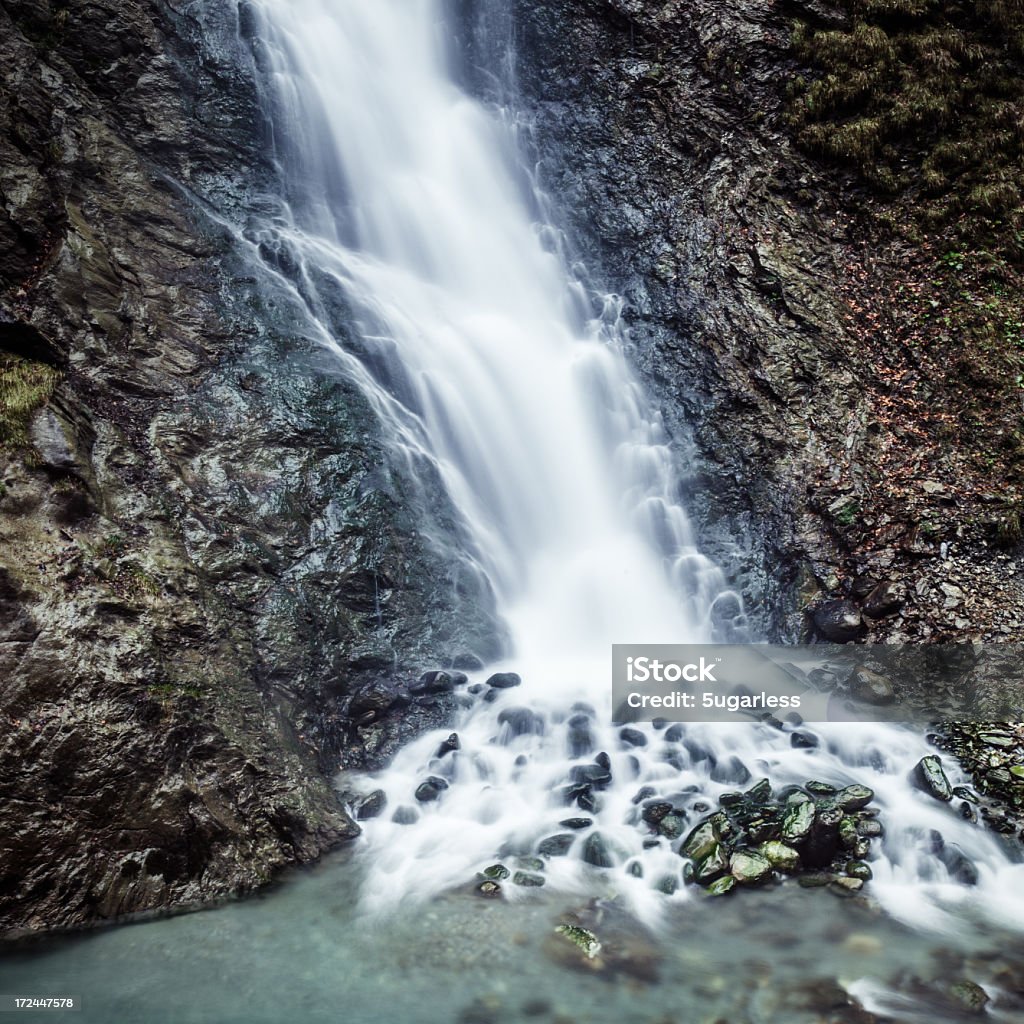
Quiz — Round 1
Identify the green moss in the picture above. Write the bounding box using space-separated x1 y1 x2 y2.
788 1 1024 256
0 354 60 453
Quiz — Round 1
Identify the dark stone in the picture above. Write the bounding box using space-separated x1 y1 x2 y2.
486 671 521 689
512 871 545 887
582 832 616 868
436 733 460 757
567 713 594 757
913 755 953 802
411 670 456 694
537 833 575 857
710 755 751 785
835 785 874 811
641 800 674 826
569 763 612 789
863 580 905 618
482 864 509 880
813 600 864 642
791 730 819 749
414 776 449 802
497 707 545 738
392 806 419 825
559 817 593 830
619 727 647 747
355 789 387 820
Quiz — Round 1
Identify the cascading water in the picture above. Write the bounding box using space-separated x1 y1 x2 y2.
246 0 1023 933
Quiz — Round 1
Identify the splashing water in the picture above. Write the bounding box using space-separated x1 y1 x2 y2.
246 0 1023 931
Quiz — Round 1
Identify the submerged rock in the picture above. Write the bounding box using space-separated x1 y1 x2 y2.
537 834 575 857
836 785 874 811
414 776 449 802
555 924 602 959
759 841 800 872
582 832 616 868
512 871 545 887
486 671 521 689
781 800 816 843
482 864 510 880
949 980 990 1013
706 875 735 896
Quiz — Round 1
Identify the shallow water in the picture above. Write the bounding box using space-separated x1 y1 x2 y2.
3 849 1023 1024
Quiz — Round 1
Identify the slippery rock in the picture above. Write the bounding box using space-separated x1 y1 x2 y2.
730 850 771 885
486 671 521 689
913 755 953 802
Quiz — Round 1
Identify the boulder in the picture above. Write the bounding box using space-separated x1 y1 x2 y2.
849 666 896 705
730 850 772 885
913 755 953 801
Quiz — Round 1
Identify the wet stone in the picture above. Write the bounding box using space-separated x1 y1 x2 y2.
695 844 729 883
482 864 510 880
641 800 673 825
706 875 735 896
559 817 593 830
791 731 819 749
392 806 419 825
856 818 884 838
619 727 647 747
411 670 456 694
747 779 772 803
498 707 545 738
845 860 872 881
582 832 616 868
913 755 953 802
476 881 502 898
537 834 575 857
949 980 990 1013
436 733 460 757
682 820 720 862
781 800 816 843
805 781 837 796
836 785 874 811
759 841 800 872
355 789 387 820
486 671 521 689
415 776 449 802
730 850 772 885
710 755 751 785
657 813 686 840
655 873 678 894
512 871 545 887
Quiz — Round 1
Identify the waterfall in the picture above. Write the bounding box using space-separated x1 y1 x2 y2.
245 0 1023 931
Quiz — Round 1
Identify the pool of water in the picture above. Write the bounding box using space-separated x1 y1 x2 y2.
3 850 1022 1024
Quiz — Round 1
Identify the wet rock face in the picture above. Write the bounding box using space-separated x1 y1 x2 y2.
0 0 498 937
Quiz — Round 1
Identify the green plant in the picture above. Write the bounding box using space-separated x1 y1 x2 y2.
0 355 60 452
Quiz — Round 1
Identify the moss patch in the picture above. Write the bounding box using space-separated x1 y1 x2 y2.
788 0 1024 255
0 354 60 452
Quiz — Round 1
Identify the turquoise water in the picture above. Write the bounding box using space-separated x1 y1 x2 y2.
2 850 1022 1023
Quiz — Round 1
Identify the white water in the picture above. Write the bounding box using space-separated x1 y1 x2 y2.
247 0 1023 931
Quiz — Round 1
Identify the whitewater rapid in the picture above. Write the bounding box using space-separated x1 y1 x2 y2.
243 0 1023 933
